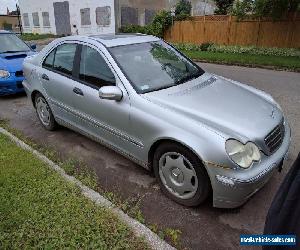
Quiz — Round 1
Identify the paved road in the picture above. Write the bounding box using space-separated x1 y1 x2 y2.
1 64 299 249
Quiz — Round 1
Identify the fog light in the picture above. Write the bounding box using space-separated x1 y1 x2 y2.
216 175 235 187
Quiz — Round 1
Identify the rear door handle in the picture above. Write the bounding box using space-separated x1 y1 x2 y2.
73 87 84 96
42 74 49 81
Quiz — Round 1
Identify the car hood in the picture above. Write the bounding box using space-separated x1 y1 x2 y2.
143 73 282 142
0 51 36 73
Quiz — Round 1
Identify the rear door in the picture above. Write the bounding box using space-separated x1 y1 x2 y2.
40 42 78 123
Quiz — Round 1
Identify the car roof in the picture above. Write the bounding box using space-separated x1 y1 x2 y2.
60 33 160 48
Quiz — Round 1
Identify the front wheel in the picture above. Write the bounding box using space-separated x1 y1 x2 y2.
153 142 211 207
35 93 57 131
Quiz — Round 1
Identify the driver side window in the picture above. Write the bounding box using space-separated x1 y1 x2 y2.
79 45 116 89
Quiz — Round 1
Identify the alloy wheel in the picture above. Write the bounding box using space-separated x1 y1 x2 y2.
36 97 51 126
158 152 198 200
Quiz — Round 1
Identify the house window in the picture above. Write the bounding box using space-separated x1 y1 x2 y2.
23 13 30 27
42 12 50 27
96 6 111 26
80 8 91 26
32 12 40 27
121 7 138 26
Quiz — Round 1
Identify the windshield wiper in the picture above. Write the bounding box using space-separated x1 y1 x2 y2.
175 71 202 86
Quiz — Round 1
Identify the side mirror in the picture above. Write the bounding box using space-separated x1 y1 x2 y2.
99 86 123 101
30 44 37 50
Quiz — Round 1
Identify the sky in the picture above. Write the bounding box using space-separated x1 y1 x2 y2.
0 0 18 14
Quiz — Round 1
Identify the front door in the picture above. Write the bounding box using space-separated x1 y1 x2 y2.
53 1 71 36
70 44 137 155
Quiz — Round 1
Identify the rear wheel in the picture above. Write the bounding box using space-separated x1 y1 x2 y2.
35 93 57 131
153 142 211 207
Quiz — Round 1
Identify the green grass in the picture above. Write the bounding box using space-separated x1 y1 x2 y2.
180 50 300 71
0 133 148 249
20 33 59 41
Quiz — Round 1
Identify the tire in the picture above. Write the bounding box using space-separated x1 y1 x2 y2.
153 142 211 207
34 93 57 131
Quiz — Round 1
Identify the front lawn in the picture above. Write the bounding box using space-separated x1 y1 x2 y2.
180 50 300 71
0 133 148 249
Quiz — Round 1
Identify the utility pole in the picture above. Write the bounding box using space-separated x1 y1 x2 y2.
203 0 208 16
171 7 175 25
16 4 23 35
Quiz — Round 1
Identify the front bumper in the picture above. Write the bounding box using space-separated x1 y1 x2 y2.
0 73 25 96
206 120 291 208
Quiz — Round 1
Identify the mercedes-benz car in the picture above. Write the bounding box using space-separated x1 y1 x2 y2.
22 34 291 208
0 30 36 96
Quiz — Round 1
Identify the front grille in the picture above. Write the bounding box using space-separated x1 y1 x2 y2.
264 119 285 154
15 71 23 77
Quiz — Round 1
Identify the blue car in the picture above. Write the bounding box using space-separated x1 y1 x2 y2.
0 30 37 96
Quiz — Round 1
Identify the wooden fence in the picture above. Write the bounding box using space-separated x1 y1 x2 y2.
164 15 300 48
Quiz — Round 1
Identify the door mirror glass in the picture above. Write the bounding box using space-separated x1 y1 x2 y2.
99 86 123 101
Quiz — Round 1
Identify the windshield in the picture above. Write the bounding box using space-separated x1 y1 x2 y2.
109 41 204 93
0 34 30 54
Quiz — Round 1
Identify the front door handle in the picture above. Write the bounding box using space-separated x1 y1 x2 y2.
42 74 49 81
73 87 84 96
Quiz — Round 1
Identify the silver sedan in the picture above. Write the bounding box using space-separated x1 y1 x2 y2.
22 34 291 208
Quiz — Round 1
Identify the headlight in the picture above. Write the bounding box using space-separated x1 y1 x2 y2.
0 70 10 78
226 139 261 169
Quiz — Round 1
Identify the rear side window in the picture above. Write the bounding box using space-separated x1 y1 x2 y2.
42 49 55 68
79 45 115 88
53 44 77 76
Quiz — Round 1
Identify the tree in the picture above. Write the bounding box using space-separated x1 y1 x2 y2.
232 0 300 19
231 0 253 20
214 0 235 15
175 0 192 16
253 0 299 19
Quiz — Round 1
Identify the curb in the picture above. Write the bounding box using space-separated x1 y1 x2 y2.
0 127 175 250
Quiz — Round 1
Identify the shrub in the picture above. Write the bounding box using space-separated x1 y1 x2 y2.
214 0 235 15
199 42 214 51
173 42 300 57
175 0 192 16
119 25 146 34
173 42 214 51
120 10 172 38
120 5 193 38
151 10 172 37
207 44 300 57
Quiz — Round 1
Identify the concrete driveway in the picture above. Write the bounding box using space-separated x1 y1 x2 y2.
1 64 299 249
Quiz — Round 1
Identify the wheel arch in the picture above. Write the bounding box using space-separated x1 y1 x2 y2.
148 138 206 173
31 90 42 108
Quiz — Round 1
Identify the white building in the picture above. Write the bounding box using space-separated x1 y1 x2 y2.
18 0 115 35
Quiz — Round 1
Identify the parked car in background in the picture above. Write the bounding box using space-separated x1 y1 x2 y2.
0 30 36 96
22 34 291 208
